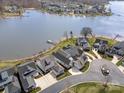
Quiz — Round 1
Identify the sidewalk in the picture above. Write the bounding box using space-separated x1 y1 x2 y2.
111 55 119 64
92 49 102 59
118 66 124 73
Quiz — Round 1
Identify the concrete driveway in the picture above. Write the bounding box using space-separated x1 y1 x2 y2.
68 67 82 75
40 59 124 93
84 52 96 60
34 73 58 90
111 55 119 64
87 56 92 62
92 49 102 59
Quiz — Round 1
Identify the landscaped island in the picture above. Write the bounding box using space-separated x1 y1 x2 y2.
62 82 124 93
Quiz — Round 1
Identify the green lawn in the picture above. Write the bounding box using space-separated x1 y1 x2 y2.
41 38 76 57
87 36 116 61
57 71 71 80
116 61 123 66
96 37 118 46
0 61 22 70
98 53 113 61
29 87 41 93
88 36 118 47
62 82 124 93
81 62 90 72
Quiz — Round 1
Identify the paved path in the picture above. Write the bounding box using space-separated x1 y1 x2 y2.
111 55 119 64
92 49 102 59
87 56 92 62
68 67 82 75
118 66 124 73
84 52 96 60
40 59 124 93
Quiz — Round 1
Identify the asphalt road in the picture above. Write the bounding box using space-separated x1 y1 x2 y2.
41 59 124 93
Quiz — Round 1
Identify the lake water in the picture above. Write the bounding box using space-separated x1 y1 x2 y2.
0 1 124 60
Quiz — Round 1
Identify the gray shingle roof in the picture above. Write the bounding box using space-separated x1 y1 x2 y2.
63 46 81 58
5 76 21 93
114 41 124 51
95 38 108 44
17 62 37 92
112 41 124 56
0 67 15 87
0 67 15 76
52 50 71 66
36 56 55 73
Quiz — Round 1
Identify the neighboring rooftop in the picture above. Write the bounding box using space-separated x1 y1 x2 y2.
17 62 37 92
63 45 82 59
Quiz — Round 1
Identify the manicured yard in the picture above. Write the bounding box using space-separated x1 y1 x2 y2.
81 62 90 72
29 87 41 93
57 71 71 80
99 53 113 61
62 82 124 93
87 36 117 61
87 37 96 46
116 61 123 66
88 36 118 47
96 37 118 46
0 61 22 69
40 38 76 57
89 50 98 59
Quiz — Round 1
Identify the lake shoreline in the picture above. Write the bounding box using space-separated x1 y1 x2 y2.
0 35 117 69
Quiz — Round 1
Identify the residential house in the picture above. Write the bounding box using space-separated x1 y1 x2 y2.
4 76 21 93
4 4 19 13
36 56 55 74
62 45 88 69
76 37 90 51
52 49 73 69
53 45 88 70
51 62 64 77
106 41 124 57
63 45 83 60
78 53 88 65
17 62 39 93
0 67 21 93
93 38 108 53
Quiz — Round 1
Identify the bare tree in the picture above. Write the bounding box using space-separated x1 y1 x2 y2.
80 27 93 39
113 34 122 41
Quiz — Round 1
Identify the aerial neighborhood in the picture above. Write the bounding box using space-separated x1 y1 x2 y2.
40 0 111 16
0 0 124 93
0 0 111 18
0 27 124 93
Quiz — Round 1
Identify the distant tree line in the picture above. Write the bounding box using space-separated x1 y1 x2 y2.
0 0 41 9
